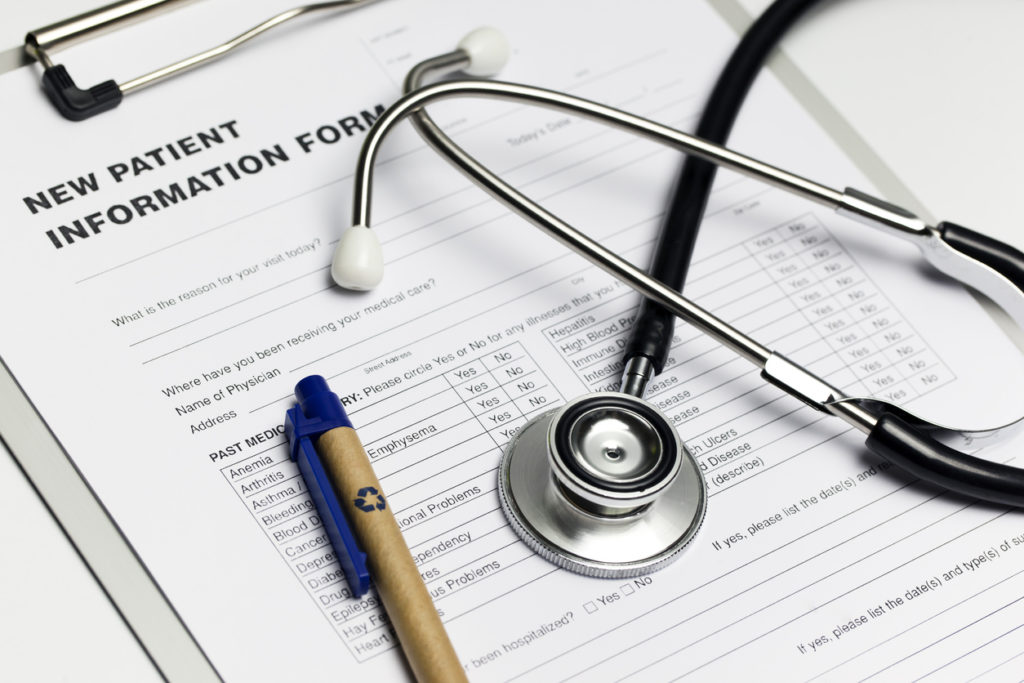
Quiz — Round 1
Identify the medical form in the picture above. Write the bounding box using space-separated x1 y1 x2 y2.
1 0 1022 679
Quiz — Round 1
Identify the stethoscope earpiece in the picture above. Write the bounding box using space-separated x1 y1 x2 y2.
331 224 383 290
331 27 510 293
499 393 706 578
456 27 511 77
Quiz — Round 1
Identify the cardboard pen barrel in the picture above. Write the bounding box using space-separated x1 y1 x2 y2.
316 427 467 683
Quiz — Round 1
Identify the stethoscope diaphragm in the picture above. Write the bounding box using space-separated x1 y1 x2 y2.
498 392 707 578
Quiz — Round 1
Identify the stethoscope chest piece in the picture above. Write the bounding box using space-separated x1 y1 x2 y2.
498 392 707 578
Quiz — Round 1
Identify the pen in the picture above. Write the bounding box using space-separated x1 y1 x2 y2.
286 376 466 683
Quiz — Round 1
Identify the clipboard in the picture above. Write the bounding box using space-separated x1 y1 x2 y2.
4 3 387 679
3 0 1022 680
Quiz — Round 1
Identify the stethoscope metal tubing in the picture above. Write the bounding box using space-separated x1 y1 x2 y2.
352 80 851 228
404 51 471 94
355 77 881 436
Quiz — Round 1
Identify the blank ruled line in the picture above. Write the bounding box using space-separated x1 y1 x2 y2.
806 561 1024 680
570 504 987 682
130 266 329 347
658 511 1011 681
507 482 927 680
965 644 1024 682
866 592 1024 681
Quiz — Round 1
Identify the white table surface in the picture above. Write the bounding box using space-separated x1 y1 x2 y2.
734 0 1024 248
2 1 1021 680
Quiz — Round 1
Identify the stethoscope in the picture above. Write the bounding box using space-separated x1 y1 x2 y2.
330 28 1024 578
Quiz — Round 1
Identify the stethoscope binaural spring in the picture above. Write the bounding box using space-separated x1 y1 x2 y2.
329 29 1024 577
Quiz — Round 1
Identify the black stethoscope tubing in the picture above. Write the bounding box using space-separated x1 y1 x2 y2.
623 0 828 396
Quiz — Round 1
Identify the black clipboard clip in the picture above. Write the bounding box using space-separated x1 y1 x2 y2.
24 0 385 121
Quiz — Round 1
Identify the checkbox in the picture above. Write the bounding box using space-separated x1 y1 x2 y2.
584 601 598 614
621 584 635 595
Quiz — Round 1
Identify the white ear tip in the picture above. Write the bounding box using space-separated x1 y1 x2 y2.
331 225 383 290
457 27 510 77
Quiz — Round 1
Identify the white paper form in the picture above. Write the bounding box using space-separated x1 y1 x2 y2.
1 0 1023 680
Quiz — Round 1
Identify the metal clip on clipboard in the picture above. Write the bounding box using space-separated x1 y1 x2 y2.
24 0 384 121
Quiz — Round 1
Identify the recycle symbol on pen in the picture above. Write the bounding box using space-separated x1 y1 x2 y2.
354 486 387 513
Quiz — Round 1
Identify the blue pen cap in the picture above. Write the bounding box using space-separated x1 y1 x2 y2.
294 375 351 429
285 375 370 597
